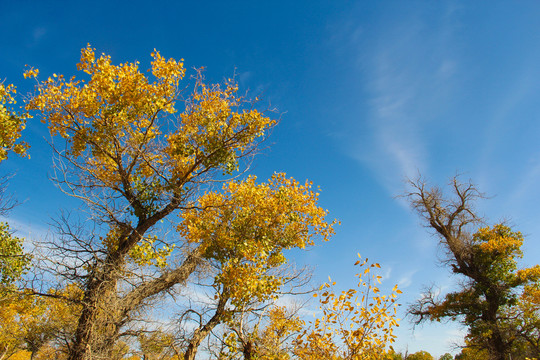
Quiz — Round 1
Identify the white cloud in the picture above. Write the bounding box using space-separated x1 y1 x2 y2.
437 60 457 78
359 45 429 192
344 11 460 197
381 266 392 281
239 71 253 86
397 269 418 289
445 327 466 350
0 215 51 241
33 27 47 42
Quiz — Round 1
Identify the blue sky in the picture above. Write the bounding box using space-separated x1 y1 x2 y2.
2 0 540 356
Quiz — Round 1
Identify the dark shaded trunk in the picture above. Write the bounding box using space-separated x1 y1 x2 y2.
486 325 509 360
242 341 254 360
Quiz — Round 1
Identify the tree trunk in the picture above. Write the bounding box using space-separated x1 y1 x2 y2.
242 341 254 360
68 247 204 360
67 260 123 360
183 292 229 360
487 331 509 360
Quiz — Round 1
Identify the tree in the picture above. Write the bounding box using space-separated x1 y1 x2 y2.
177 174 332 360
205 264 312 360
0 81 36 360
294 255 401 360
0 284 82 360
179 267 310 360
22 45 335 360
406 176 540 360
454 346 488 360
137 330 180 360
438 353 453 360
210 256 401 360
511 283 540 357
381 350 404 360
407 351 434 360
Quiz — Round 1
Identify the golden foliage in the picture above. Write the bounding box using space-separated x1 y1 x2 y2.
294 256 401 360
25 44 275 193
0 284 82 359
24 44 280 272
179 173 336 304
17 45 340 360
0 81 29 162
471 224 540 290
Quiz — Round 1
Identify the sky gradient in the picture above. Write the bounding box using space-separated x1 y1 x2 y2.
2 1 540 356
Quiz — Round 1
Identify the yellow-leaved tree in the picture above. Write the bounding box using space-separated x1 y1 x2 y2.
0 284 82 360
216 304 305 360
294 255 401 360
177 174 334 360
20 45 335 360
0 80 36 360
206 257 401 360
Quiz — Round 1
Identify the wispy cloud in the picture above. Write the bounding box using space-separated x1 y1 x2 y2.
380 266 392 281
397 269 418 289
33 27 47 42
344 8 460 196
356 43 427 192
25 26 48 48
445 327 466 349
0 215 52 253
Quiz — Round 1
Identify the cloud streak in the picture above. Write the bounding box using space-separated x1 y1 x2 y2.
345 7 461 196
397 269 418 289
